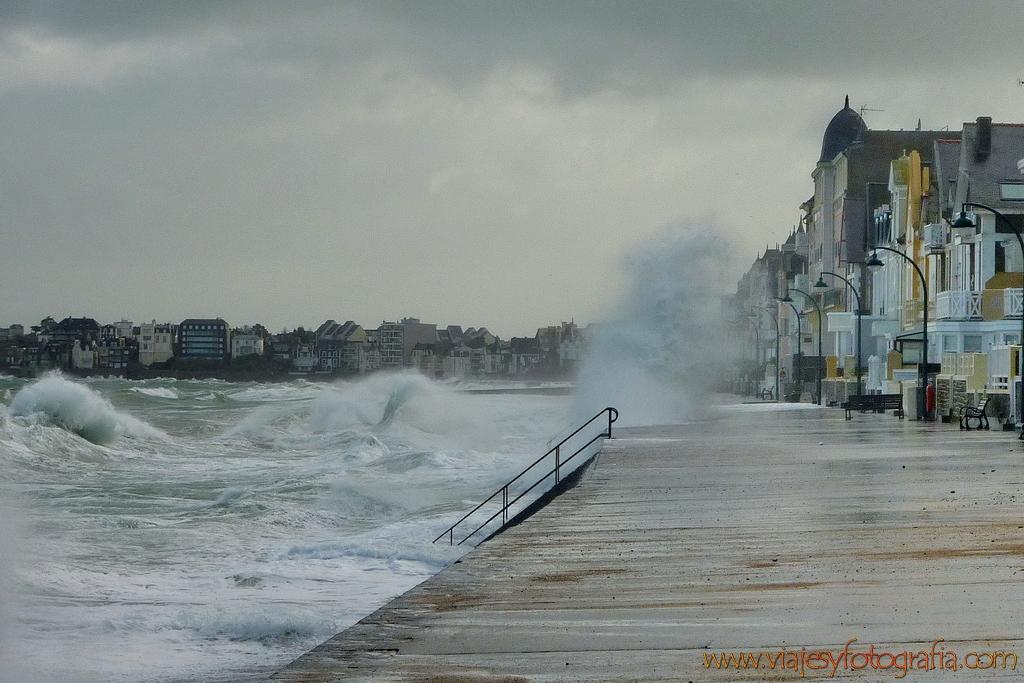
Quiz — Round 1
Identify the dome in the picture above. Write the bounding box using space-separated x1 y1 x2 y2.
819 96 867 163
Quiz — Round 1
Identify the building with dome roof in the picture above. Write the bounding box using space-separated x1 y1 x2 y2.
807 98 954 382
819 96 867 164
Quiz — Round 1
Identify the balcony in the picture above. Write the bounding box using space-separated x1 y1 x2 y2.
1004 288 1024 318
935 291 983 320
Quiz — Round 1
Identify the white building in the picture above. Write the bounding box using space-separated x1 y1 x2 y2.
136 321 176 366
231 334 264 358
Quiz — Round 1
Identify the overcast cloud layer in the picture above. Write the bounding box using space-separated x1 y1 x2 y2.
3 1 1022 337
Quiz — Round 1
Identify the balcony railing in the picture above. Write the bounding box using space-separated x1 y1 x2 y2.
935 291 983 320
904 299 924 328
1004 288 1023 318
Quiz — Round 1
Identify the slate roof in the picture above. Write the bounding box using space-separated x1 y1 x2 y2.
838 129 958 259
953 120 1024 227
932 138 964 217
181 318 228 327
316 320 361 341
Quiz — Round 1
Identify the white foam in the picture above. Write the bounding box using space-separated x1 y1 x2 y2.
9 374 168 444
2 375 573 682
130 386 179 399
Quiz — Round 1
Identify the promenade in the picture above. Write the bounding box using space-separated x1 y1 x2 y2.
264 404 1024 681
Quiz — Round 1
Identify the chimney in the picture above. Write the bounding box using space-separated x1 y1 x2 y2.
975 116 992 162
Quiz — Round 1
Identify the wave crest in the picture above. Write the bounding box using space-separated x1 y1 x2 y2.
8 374 166 444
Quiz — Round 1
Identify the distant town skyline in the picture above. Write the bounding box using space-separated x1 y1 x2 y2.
2 311 567 343
3 2 1022 338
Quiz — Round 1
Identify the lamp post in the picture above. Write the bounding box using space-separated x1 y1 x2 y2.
752 306 781 401
777 297 804 402
782 288 823 405
952 203 1024 424
815 271 864 397
867 245 929 420
739 315 761 396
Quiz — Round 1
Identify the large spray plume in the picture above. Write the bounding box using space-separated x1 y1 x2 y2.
572 220 737 427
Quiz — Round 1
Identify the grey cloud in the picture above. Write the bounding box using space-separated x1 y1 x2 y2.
2 1 1022 334
6 2 1021 94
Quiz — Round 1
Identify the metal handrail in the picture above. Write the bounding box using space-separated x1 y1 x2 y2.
433 406 618 545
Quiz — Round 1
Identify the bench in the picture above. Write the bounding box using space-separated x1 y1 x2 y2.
842 394 904 420
959 397 990 431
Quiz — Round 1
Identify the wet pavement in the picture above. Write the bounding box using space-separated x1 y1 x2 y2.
263 404 1024 681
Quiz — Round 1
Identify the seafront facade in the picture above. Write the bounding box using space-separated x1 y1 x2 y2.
731 100 1024 427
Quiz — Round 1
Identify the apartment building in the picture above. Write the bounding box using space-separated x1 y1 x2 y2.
178 318 230 362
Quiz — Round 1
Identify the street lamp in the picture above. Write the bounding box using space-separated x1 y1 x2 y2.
777 296 805 402
739 315 761 396
952 202 1024 424
867 246 929 420
785 288 824 405
752 306 781 401
815 271 864 397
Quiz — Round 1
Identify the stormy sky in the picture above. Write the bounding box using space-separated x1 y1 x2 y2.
3 1 1022 337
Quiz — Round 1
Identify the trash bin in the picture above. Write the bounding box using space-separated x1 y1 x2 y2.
902 381 918 420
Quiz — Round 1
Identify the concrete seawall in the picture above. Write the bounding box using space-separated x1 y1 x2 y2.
263 405 1024 681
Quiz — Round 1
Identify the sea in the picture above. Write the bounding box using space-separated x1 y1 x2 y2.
0 371 587 683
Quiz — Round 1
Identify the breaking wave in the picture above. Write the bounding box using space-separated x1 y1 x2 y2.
0 372 571 683
7 374 167 444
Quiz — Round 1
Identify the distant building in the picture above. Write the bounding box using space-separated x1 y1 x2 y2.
270 338 293 364
293 344 315 372
315 319 375 373
510 337 541 376
0 324 23 341
136 322 177 366
379 318 437 368
98 338 135 371
101 320 134 342
178 318 230 362
71 341 96 370
50 317 101 345
412 342 444 379
231 334 264 358
535 321 583 375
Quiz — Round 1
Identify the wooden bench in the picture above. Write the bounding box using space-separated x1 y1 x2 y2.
842 394 904 420
959 397 990 431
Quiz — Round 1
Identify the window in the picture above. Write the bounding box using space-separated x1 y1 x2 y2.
942 335 957 353
963 335 983 353
1005 333 1020 345
999 183 1024 200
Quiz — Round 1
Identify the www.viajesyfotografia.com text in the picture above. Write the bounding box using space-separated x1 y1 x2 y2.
703 639 1016 677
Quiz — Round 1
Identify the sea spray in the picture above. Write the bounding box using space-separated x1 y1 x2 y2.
573 221 737 426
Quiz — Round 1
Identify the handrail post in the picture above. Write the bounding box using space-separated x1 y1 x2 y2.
607 408 613 437
555 445 560 483
502 486 508 525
